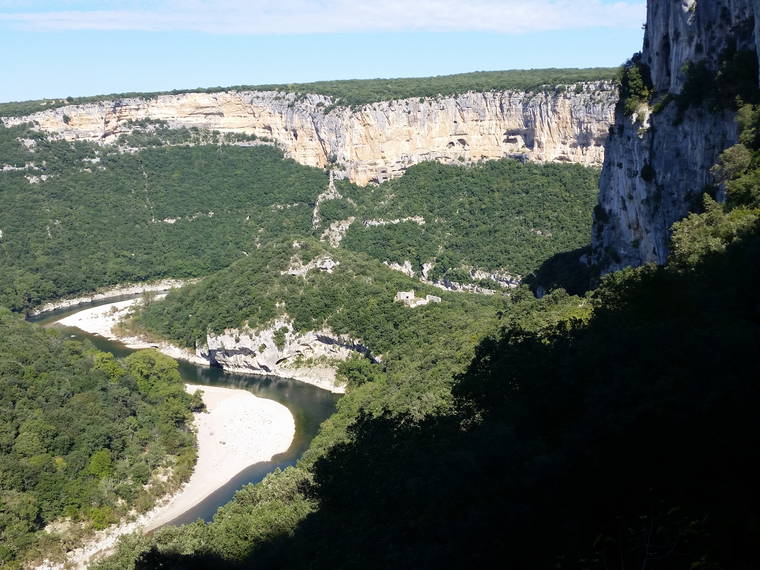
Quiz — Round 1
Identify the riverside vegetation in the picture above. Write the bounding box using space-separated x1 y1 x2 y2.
0 312 202 566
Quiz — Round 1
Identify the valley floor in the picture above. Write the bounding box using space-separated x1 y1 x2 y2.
56 297 208 365
37 305 297 569
37 383 295 570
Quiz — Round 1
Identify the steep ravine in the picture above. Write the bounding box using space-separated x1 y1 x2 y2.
592 0 760 273
2 83 617 185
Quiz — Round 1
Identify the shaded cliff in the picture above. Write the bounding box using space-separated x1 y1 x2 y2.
2 83 617 186
592 0 760 273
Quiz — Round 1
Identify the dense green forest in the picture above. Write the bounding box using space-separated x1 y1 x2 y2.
0 310 201 567
0 122 597 312
333 160 599 281
0 107 601 566
85 89 760 569
0 124 326 312
234 68 618 108
4 56 757 569
0 67 618 117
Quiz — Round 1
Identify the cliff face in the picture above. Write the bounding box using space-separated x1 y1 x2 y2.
592 0 760 273
3 84 617 186
195 319 373 393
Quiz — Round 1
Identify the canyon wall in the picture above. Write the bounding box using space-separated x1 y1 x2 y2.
592 0 760 273
2 83 617 186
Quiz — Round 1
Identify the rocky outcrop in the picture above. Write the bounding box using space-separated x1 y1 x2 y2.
312 171 342 228
28 279 194 316
363 216 426 227
197 319 373 393
282 253 340 277
592 0 760 273
320 217 355 247
3 83 618 186
384 259 519 295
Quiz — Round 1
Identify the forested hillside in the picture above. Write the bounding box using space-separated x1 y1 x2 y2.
250 103 760 569
0 311 201 567
9 53 756 569
0 120 598 312
0 94 605 566
134 239 506 410
0 21 754 566
332 160 598 281
90 91 760 570
0 124 325 311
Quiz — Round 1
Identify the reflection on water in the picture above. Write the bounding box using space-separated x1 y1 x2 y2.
30 296 340 526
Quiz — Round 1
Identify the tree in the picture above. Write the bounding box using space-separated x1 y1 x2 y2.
88 449 113 478
124 350 183 400
336 356 382 388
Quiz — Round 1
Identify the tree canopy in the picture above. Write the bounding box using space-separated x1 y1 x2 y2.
0 310 198 567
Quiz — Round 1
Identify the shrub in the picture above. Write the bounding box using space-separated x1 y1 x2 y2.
619 53 653 116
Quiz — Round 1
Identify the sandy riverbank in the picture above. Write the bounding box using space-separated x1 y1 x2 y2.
37 384 295 570
145 384 295 530
54 297 346 393
56 297 209 366
29 279 195 316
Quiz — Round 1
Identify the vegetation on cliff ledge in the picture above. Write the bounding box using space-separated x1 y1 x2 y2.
618 52 652 116
0 67 619 117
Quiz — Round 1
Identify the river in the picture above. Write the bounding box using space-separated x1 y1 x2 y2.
31 295 340 527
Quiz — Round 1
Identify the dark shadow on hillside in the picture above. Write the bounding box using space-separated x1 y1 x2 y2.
136 549 237 570
524 245 592 296
137 226 760 570
254 225 760 569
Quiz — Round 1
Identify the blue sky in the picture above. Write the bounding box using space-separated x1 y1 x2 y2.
0 1 646 102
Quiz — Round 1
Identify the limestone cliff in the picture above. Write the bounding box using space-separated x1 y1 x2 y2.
592 0 760 273
3 84 617 186
195 318 373 393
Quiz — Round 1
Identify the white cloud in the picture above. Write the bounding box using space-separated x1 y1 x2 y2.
0 0 646 34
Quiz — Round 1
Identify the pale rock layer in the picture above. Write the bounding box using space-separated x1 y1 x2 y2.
4 83 617 186
52 297 353 393
199 318 372 393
